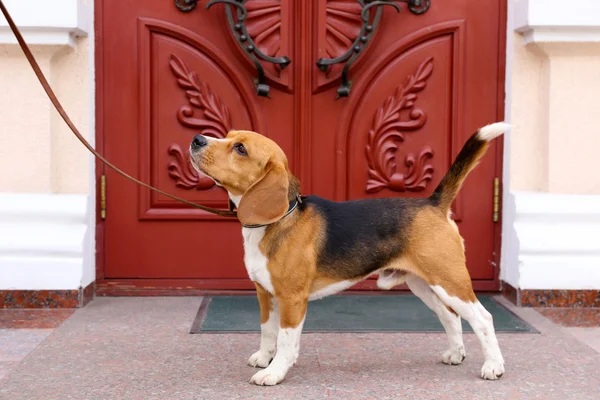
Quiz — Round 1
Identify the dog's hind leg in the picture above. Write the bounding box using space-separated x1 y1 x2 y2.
405 274 466 365
430 282 505 380
406 208 505 380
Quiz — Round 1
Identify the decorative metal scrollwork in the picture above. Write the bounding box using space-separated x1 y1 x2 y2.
174 0 197 12
316 0 431 99
201 0 291 97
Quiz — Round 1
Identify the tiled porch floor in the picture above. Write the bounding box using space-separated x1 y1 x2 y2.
1 297 600 399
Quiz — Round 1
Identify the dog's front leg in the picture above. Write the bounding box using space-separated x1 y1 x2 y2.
248 283 279 368
250 295 307 386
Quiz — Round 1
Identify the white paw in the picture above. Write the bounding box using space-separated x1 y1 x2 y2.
247 350 273 368
249 367 285 386
441 346 466 365
480 359 505 380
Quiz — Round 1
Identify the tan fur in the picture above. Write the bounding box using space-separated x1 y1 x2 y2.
255 282 273 324
363 207 476 302
259 207 323 328
260 207 365 308
436 141 490 212
238 162 290 226
403 207 477 302
190 130 292 198
446 305 458 316
192 129 480 328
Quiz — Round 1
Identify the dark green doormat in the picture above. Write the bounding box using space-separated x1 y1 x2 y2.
190 295 538 334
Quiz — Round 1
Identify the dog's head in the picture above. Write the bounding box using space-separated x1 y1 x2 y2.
189 130 298 226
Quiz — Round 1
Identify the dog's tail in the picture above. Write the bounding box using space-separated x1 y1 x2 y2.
429 122 510 213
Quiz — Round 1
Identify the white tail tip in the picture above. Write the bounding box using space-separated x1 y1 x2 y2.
477 122 511 142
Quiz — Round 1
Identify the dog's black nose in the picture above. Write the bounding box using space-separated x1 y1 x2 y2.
191 134 207 149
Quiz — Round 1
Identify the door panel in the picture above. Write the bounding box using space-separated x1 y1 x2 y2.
99 0 505 288
138 19 264 221
309 1 502 282
101 0 294 279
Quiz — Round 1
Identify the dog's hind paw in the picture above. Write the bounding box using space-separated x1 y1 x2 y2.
250 367 285 386
480 359 505 380
441 346 466 365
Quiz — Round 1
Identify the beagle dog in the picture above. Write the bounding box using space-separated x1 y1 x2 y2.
189 122 509 386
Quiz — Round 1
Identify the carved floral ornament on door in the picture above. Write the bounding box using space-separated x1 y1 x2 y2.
168 0 434 194
366 57 434 193
165 54 436 195
167 55 232 191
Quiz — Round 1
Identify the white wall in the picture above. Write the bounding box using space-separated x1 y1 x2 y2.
501 0 600 290
0 0 95 291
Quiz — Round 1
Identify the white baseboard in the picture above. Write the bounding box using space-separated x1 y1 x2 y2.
504 191 600 290
0 193 93 290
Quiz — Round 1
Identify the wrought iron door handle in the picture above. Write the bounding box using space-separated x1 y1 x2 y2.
316 0 430 99
203 0 291 97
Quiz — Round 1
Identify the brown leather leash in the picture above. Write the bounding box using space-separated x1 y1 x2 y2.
0 0 237 218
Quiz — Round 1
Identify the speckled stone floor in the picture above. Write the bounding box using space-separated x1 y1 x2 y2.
0 310 75 329
1 297 600 400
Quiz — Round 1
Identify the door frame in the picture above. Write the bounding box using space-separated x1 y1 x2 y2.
94 0 507 296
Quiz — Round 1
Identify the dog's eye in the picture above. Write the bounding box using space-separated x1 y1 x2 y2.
234 143 247 156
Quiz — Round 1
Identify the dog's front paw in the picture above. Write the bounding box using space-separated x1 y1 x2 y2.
441 345 466 365
248 350 273 368
480 359 504 380
249 367 285 386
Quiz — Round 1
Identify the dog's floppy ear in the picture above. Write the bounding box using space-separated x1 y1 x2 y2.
237 161 289 226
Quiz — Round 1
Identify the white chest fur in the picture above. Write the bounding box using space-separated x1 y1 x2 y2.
242 227 274 294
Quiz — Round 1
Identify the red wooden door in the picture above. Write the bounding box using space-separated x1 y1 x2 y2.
98 0 296 288
97 0 505 292
308 0 506 290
